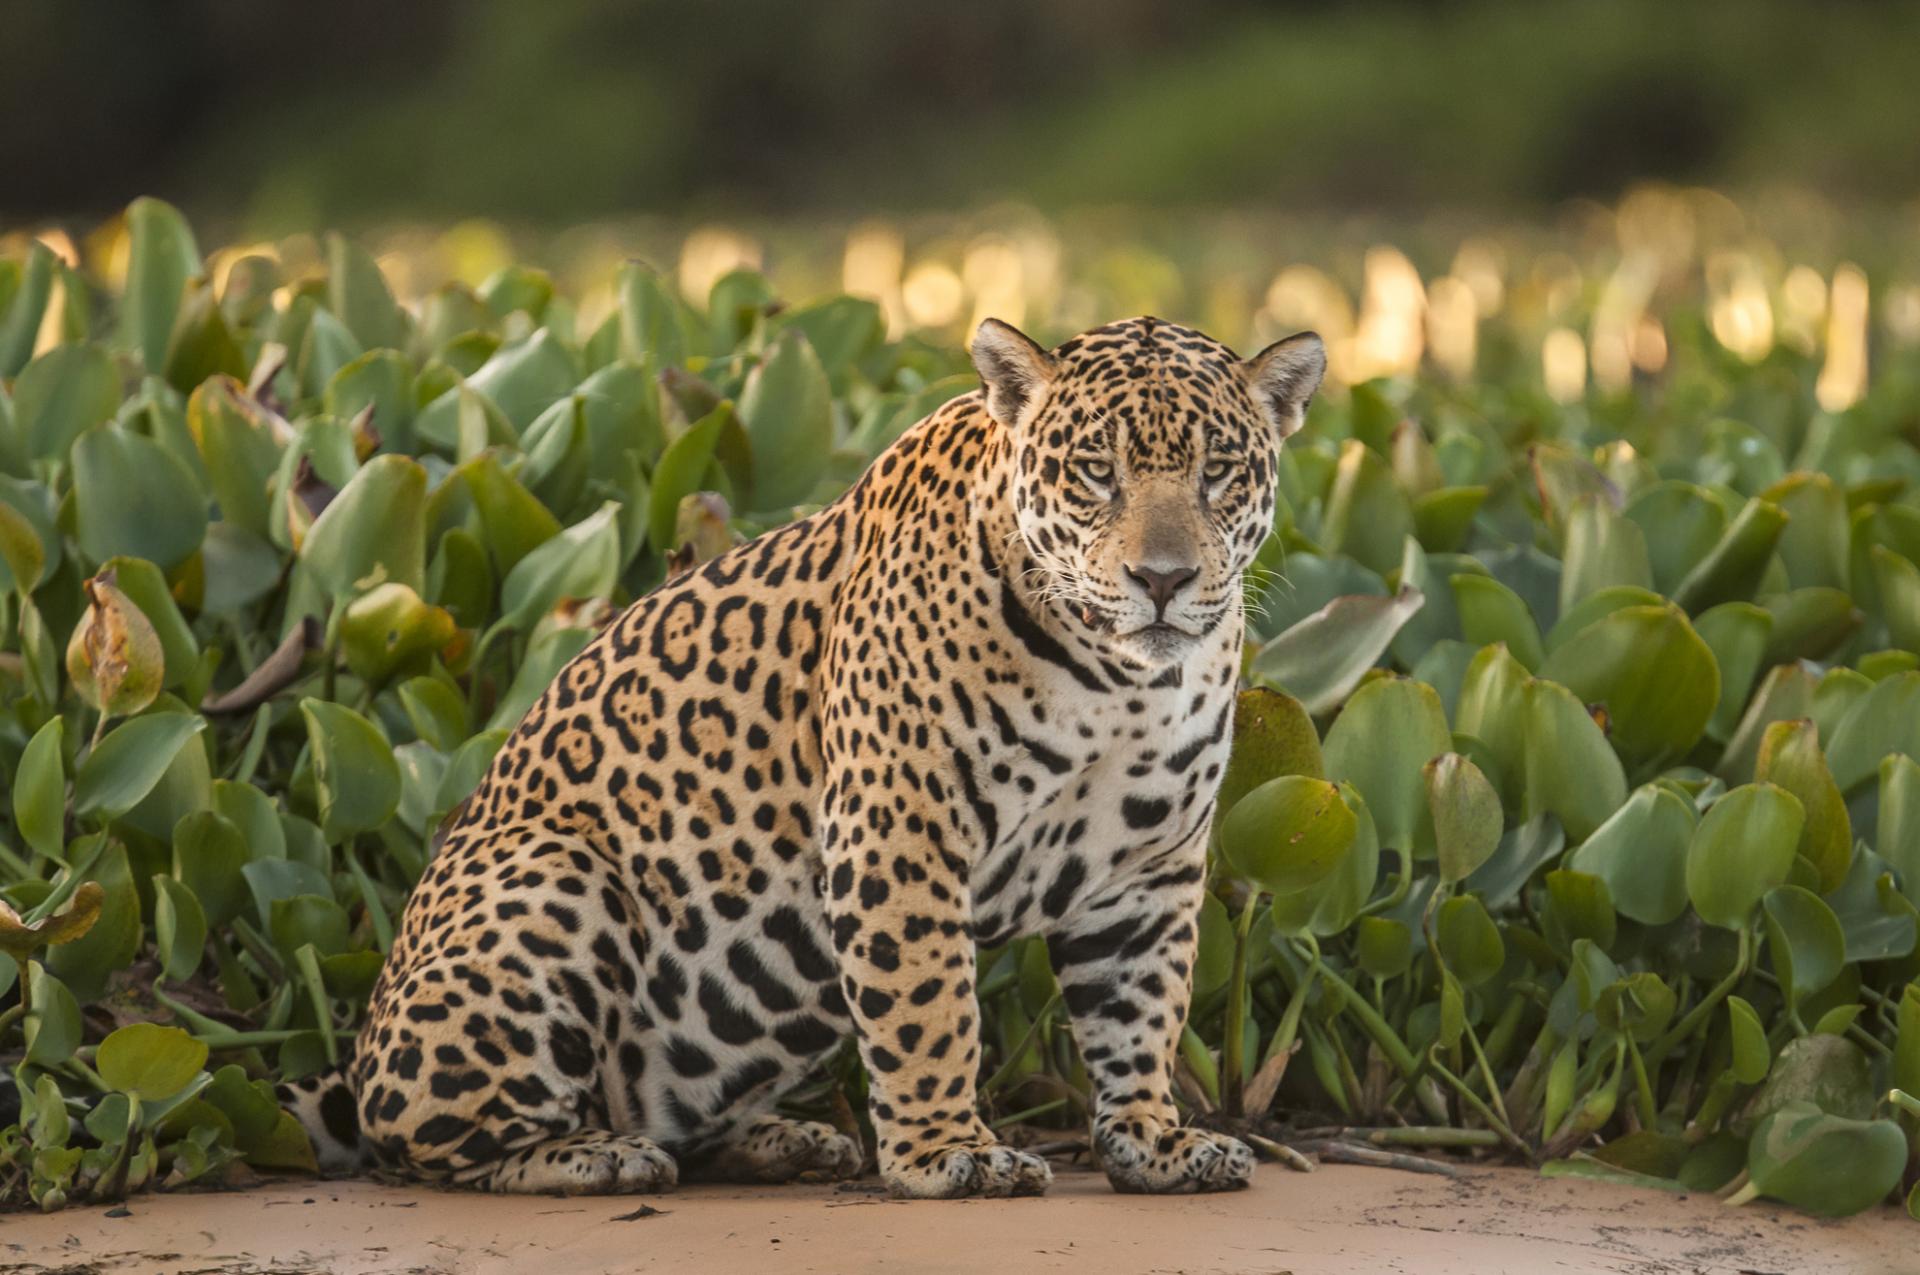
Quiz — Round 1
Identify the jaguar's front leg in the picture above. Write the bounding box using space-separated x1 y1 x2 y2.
1052 825 1255 1194
819 790 1052 1199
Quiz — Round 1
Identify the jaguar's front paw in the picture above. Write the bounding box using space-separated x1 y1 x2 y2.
884 1138 1053 1199
1097 1121 1254 1194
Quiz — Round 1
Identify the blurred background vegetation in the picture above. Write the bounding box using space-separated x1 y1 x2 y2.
5 0 1920 230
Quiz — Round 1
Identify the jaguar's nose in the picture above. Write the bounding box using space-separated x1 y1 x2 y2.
1124 562 1200 617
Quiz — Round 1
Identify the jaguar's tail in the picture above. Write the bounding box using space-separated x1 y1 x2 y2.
276 1065 366 1172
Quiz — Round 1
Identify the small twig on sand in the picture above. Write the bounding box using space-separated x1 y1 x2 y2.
1243 1132 1315 1173
1023 1140 1091 1160
1313 1140 1464 1178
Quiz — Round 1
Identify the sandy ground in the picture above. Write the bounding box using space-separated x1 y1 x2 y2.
0 1164 1909 1275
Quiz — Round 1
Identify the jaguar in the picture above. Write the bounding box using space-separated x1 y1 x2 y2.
283 314 1326 1199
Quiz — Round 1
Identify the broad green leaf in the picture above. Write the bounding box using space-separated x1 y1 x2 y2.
1425 752 1502 883
301 453 427 600
399 676 470 754
1521 678 1627 842
1718 662 1819 785
1220 775 1356 895
1693 602 1772 743
1539 603 1718 769
617 261 687 371
1745 1103 1904 1217
738 329 833 511
339 582 457 684
497 500 622 634
1193 892 1235 997
1454 642 1530 808
1567 785 1693 924
460 450 562 577
1762 587 1860 666
1353 916 1413 980
13 342 118 461
433 727 508 819
71 423 208 569
44 840 139 1002
1323 676 1453 852
23 962 81 1066
1250 584 1425 714
326 232 408 352
152 874 208 982
1871 545 1920 653
1435 895 1503 987
1320 441 1412 577
1544 585 1664 653
1687 783 1804 929
74 712 206 822
1269 781 1380 937
1545 869 1616 951
1216 687 1323 822
1762 885 1845 1007
300 699 402 841
1624 480 1727 595
1761 471 1851 592
270 894 353 961
121 197 201 373
1754 719 1850 893
161 277 246 394
1826 670 1920 793
1672 496 1788 613
97 1023 208 1101
0 240 54 376
13 717 66 862
1882 754 1920 906
1559 497 1652 612
648 403 730 551
769 295 884 386
1451 574 1545 671
172 810 251 927
1727 996 1771 1084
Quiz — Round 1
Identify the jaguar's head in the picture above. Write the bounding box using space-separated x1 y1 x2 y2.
971 315 1325 667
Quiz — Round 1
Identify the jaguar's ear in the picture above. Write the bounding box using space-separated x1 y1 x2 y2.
1244 331 1326 441
970 318 1057 428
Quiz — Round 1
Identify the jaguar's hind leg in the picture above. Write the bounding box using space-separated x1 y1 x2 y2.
474 1130 678 1195
688 1114 864 1183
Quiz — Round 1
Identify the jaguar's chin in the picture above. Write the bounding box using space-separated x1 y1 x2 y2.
1118 621 1203 664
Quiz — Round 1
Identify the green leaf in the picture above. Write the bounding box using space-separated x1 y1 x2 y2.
1220 776 1356 895
1672 496 1788 613
769 295 884 386
1193 892 1235 997
1435 895 1504 987
1353 916 1413 981
172 810 250 926
1545 869 1616 951
1323 676 1453 852
185 376 283 540
434 728 508 820
1745 1103 1905 1217
1686 783 1804 929
152 875 208 982
738 329 833 511
1268 781 1380 937
1727 995 1771 1084
326 231 408 352
1566 784 1694 924
71 424 208 570
161 277 246 394
1762 587 1860 666
300 699 402 841
301 453 427 601
1320 441 1412 577
101 555 198 690
616 262 688 371
1538 603 1719 769
1451 575 1545 672
648 404 730 552
1624 480 1727 595
13 717 66 862
0 241 54 377
1872 545 1920 654
1762 885 1845 1007
460 450 563 577
1250 584 1425 714
74 712 206 822
1754 718 1850 893
270 894 353 962
1692 602 1772 743
121 197 201 373
1454 642 1530 808
1761 472 1851 593
1827 670 1920 793
496 500 622 634
1425 752 1503 883
13 342 118 462
97 1023 208 1101
1717 662 1819 785
1216 687 1323 824
339 582 457 686
1521 678 1627 842
1559 497 1652 612
23 962 81 1066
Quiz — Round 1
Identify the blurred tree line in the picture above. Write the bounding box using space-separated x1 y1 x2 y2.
2 0 1917 230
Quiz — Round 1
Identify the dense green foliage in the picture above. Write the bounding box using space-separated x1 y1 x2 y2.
5 198 1920 1220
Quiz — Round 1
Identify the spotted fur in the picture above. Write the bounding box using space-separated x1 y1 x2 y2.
281 316 1325 1198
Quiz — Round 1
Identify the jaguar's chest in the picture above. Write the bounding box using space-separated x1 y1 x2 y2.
961 663 1236 943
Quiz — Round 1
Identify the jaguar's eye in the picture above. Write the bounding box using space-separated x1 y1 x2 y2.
1202 458 1233 486
1077 458 1115 488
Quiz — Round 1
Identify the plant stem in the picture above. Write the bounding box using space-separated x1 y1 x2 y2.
1425 1049 1531 1159
1220 891 1259 1116
981 991 1060 1097
1647 926 1749 1069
